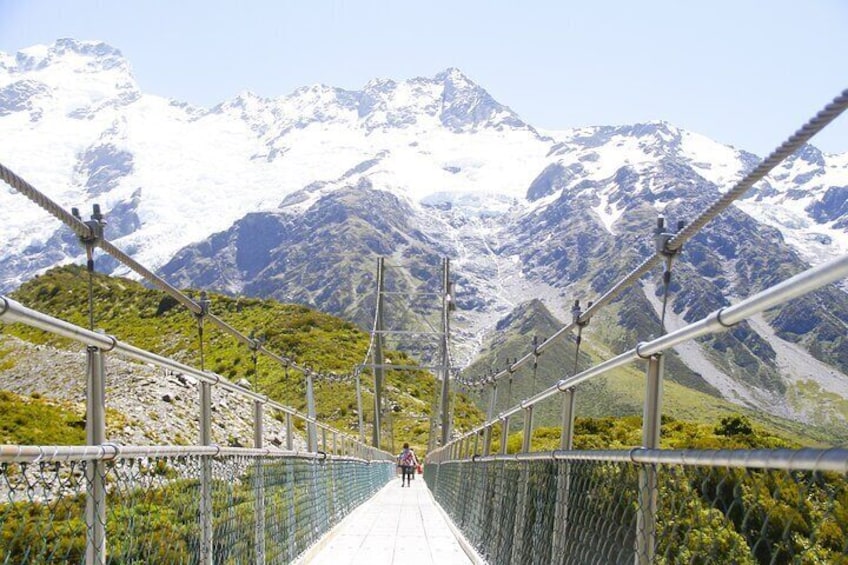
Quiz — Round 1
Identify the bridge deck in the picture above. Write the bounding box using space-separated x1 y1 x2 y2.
300 474 476 564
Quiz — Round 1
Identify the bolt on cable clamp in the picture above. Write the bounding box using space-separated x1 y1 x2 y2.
655 216 685 257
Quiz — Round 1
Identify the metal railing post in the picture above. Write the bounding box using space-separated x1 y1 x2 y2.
483 382 497 456
500 417 510 455
285 412 293 450
253 400 266 565
473 431 479 456
355 371 365 443
511 407 533 562
322 427 327 452
333 432 338 455
199 381 213 565
636 354 663 564
306 373 318 451
522 406 533 453
552 387 576 564
85 346 106 565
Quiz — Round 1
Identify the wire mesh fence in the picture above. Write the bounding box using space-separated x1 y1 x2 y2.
0 450 394 564
424 453 848 564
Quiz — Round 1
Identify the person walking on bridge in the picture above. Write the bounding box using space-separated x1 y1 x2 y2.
398 443 418 487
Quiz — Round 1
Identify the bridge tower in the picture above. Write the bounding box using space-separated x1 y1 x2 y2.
366 257 454 452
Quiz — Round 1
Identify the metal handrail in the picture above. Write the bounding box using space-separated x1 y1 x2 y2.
434 447 848 473
0 443 389 464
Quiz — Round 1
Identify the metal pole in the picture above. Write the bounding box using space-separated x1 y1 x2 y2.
85 346 106 565
199 381 213 565
522 406 533 453
439 257 452 446
512 454 531 563
500 417 510 455
636 354 663 565
355 371 365 443
322 427 327 452
473 431 479 457
552 387 576 564
483 382 497 456
372 257 386 448
306 372 317 451
560 388 576 451
253 400 266 565
333 432 338 455
285 412 293 451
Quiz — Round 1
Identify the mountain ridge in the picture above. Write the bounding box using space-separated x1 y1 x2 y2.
2 39 848 436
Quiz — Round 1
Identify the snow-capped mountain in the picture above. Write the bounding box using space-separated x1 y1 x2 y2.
2 39 848 431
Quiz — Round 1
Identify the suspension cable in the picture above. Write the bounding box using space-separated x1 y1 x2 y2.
658 256 674 335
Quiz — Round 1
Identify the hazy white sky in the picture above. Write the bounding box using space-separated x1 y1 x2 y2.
1 0 846 156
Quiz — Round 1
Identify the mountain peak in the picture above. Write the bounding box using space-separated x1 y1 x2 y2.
434 67 474 86
9 39 128 74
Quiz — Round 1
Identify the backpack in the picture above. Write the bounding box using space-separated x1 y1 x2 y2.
401 450 415 467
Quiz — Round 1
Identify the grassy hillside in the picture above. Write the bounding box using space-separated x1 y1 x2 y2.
2 265 483 454
0 390 86 445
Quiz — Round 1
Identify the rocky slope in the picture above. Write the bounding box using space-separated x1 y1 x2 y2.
0 335 305 449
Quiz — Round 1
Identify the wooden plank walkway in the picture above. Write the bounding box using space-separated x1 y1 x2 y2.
299 474 479 564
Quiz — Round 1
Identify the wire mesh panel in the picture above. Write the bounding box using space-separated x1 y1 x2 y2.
654 464 848 564
0 452 393 564
426 454 848 564
0 460 89 563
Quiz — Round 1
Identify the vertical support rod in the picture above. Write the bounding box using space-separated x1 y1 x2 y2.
482 382 497 456
511 449 531 563
439 257 452 446
521 406 533 453
199 381 213 565
473 431 479 457
306 372 317 451
636 354 663 565
355 371 365 443
85 346 106 565
321 427 327 452
560 388 576 451
501 375 514 452
253 401 266 565
285 412 293 451
333 432 338 455
500 417 510 455
372 257 386 448
253 400 264 449
552 387 576 564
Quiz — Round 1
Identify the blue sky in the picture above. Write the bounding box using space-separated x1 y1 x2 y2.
1 0 846 156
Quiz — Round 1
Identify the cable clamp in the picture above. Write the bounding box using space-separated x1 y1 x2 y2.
72 205 106 245
655 216 685 257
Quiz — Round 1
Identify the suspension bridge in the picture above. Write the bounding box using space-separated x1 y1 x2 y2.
1 88 848 564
